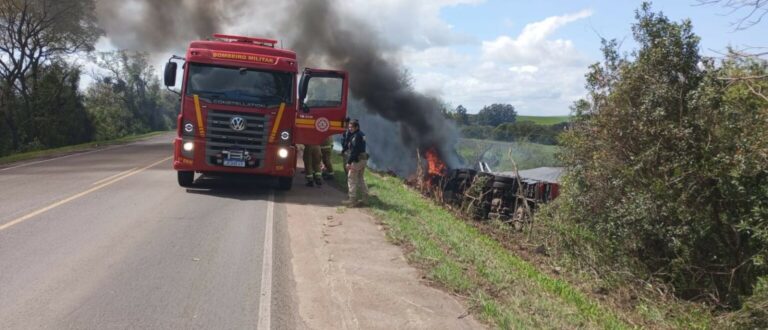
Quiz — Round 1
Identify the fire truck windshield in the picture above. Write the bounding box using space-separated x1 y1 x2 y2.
186 63 292 106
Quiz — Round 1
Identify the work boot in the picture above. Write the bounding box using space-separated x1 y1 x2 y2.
341 199 358 207
314 177 323 186
305 180 314 187
322 172 334 180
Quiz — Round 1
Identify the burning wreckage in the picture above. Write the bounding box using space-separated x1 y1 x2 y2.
411 148 562 229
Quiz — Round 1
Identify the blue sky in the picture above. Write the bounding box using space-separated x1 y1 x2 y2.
344 0 766 116
443 1 764 59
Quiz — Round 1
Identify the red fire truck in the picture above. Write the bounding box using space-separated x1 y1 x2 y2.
164 34 349 190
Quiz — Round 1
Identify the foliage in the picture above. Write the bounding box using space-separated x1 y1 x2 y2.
25 63 94 149
557 2 768 308
476 103 517 127
492 121 564 145
85 51 178 140
460 125 493 139
725 276 768 328
454 105 470 125
0 0 102 152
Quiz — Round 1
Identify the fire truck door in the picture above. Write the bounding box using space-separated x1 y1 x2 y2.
295 68 348 145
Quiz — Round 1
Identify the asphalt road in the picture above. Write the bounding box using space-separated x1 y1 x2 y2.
0 134 297 329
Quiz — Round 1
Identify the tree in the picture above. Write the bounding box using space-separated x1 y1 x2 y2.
86 51 178 140
558 2 768 307
26 62 93 148
476 103 516 126
0 0 101 151
454 105 469 125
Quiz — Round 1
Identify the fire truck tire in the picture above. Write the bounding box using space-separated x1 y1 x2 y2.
277 177 293 190
177 171 194 187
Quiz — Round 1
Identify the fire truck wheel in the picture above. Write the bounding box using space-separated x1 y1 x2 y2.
277 177 293 190
177 171 194 187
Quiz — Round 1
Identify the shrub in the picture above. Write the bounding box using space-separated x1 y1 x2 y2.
557 3 768 307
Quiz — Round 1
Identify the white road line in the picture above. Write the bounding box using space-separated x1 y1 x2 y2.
258 191 275 330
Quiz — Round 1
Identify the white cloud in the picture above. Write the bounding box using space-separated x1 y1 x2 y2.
509 65 539 74
482 9 592 66
404 10 593 115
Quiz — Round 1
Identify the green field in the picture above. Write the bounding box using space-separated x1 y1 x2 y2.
457 138 560 171
516 115 570 125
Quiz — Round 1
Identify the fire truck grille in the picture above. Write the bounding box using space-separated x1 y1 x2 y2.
205 109 271 167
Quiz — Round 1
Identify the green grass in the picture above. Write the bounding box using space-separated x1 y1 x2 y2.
0 131 171 166
516 115 570 125
457 138 561 172
332 153 626 329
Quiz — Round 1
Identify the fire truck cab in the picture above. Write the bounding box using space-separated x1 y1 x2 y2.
164 34 349 190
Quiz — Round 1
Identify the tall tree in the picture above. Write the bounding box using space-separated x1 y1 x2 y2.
454 105 469 125
0 0 101 150
86 51 177 140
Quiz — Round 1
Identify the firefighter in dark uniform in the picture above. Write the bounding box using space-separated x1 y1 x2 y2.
340 117 352 164
343 119 369 206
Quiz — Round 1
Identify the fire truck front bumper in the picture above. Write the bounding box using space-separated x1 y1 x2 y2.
172 137 297 177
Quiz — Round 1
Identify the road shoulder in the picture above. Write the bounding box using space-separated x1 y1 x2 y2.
284 178 483 329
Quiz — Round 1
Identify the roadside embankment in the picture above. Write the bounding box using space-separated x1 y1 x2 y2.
329 154 626 329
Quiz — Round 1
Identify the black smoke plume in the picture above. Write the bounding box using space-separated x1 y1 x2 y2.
96 0 235 52
281 0 461 174
96 0 462 175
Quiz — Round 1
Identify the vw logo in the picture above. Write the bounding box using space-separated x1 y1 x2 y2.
229 116 247 131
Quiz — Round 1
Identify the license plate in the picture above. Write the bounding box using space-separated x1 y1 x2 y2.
223 159 246 167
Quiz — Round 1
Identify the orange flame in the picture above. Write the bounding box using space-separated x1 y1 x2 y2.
425 148 447 176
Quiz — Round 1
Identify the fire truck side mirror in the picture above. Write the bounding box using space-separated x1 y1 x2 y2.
164 62 178 87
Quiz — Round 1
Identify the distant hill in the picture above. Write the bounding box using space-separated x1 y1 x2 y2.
516 115 570 125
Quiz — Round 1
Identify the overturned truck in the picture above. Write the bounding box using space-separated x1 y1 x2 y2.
435 166 563 228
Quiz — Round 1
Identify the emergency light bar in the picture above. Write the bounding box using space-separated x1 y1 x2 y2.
212 34 278 48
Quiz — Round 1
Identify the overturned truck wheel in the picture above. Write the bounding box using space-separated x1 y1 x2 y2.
512 206 529 231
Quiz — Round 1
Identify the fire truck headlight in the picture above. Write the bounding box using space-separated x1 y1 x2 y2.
183 141 194 152
280 130 290 141
277 148 289 159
